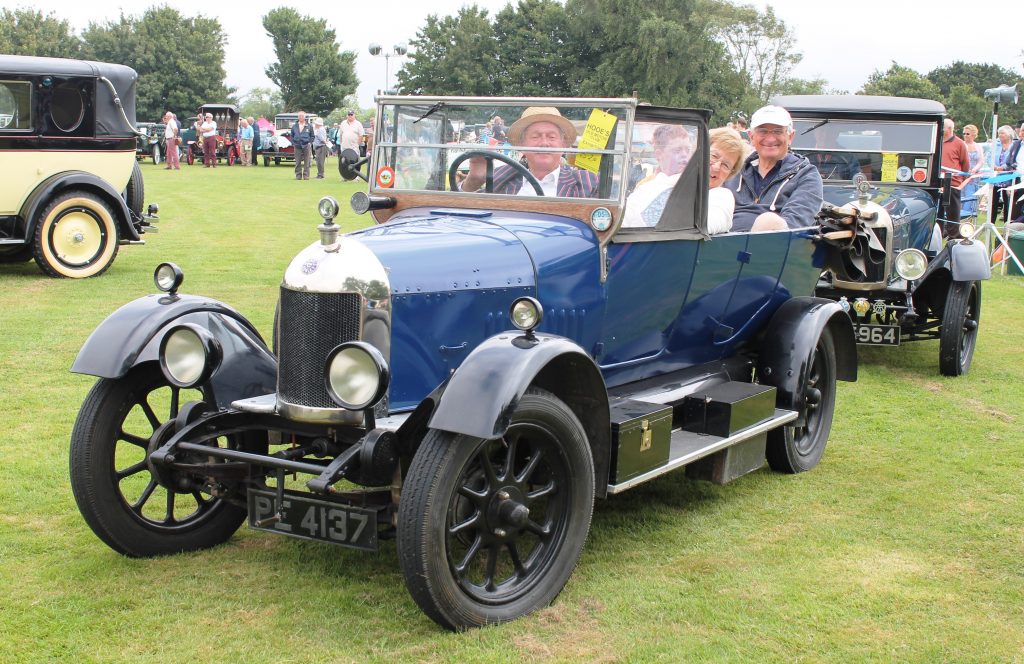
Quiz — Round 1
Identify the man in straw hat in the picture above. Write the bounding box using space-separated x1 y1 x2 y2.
461 107 598 198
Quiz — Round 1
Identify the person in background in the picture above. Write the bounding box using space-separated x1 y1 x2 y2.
992 124 1018 223
1007 122 1024 223
365 117 376 157
707 127 750 234
959 124 985 217
312 117 329 179
329 122 340 156
248 116 261 166
939 118 970 230
238 118 253 167
200 112 217 168
162 111 180 170
339 110 364 155
290 111 314 180
726 105 823 232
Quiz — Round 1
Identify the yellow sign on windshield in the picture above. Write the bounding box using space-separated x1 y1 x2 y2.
881 152 899 181
574 109 617 174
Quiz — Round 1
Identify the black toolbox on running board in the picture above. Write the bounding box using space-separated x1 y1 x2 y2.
609 399 672 483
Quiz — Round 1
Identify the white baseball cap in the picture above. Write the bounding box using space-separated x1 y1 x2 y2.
750 105 793 130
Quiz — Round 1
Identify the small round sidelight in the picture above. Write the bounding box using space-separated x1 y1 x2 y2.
894 248 928 281
318 196 340 222
510 297 544 332
154 262 184 294
159 324 222 388
958 221 975 240
324 342 390 410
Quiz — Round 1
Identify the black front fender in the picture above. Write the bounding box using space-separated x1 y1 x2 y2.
756 297 856 413
428 332 612 498
72 294 276 408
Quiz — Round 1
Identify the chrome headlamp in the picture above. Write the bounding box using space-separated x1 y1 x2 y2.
154 262 183 295
324 341 390 411
958 221 976 240
510 297 544 332
894 249 928 281
159 324 222 388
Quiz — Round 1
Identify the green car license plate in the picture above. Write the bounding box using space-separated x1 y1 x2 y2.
852 323 900 346
248 488 378 551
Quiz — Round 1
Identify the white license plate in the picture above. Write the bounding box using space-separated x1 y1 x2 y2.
853 324 900 346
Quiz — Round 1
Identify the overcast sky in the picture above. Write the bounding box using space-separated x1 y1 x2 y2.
16 0 1024 111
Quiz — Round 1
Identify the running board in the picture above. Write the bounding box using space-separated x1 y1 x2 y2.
606 408 797 494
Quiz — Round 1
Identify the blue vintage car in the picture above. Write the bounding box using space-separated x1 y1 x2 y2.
69 96 859 630
778 95 991 376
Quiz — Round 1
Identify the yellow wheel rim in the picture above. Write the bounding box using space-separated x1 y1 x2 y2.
51 206 107 266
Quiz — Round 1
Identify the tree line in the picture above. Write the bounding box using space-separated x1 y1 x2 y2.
3 3 1021 133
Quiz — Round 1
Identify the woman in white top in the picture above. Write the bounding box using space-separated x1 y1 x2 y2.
707 127 750 233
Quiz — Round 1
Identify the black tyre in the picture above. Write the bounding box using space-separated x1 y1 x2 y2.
264 156 270 167
939 281 980 376
123 161 144 219
275 157 281 165
398 388 594 630
32 190 120 278
152 143 162 165
766 327 837 473
70 363 254 557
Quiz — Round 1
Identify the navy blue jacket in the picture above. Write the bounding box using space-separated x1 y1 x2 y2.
291 122 314 150
726 152 823 231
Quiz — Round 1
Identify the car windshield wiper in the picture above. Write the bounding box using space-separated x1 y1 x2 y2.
414 102 445 124
800 119 829 136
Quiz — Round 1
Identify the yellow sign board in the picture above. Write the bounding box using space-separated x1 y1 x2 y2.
574 109 617 174
881 152 899 182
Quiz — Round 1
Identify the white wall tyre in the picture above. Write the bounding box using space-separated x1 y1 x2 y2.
32 190 120 278
152 143 162 165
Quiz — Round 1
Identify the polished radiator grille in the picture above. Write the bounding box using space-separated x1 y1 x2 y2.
278 287 362 408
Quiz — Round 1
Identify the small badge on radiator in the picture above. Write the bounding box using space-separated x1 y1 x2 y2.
301 258 319 274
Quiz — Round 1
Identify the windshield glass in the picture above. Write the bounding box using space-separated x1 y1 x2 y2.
790 118 938 183
373 100 631 201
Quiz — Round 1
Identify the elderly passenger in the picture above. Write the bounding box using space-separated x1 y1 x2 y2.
707 127 749 233
461 107 598 197
726 105 823 232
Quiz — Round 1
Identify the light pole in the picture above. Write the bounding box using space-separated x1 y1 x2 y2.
368 43 408 94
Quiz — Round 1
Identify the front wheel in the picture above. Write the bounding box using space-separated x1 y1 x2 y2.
398 388 594 630
227 148 236 166
70 364 254 557
32 190 120 278
939 281 980 376
766 327 837 473
152 144 161 165
186 149 195 166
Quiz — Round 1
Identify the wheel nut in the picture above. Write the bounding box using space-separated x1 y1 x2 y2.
498 491 510 501
493 528 506 538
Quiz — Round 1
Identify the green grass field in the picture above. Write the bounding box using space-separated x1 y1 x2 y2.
1 160 1022 662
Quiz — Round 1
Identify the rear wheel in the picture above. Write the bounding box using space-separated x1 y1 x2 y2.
766 327 837 473
939 281 980 376
123 161 144 220
32 190 119 278
398 388 594 630
70 364 256 557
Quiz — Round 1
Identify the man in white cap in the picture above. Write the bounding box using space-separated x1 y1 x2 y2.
461 107 598 198
726 104 822 231
312 117 329 179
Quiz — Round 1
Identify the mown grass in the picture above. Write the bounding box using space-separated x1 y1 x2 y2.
1 160 1022 662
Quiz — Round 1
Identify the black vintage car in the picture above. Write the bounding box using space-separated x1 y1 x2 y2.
0 55 157 278
779 95 991 376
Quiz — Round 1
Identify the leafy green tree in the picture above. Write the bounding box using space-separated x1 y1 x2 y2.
859 63 941 100
492 0 576 96
81 7 232 122
396 6 499 96
0 8 81 57
703 1 805 104
944 84 993 137
240 87 285 121
263 8 357 115
927 61 1023 131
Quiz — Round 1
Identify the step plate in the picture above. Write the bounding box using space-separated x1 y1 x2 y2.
606 408 798 494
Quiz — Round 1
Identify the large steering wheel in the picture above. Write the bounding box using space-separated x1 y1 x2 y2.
448 150 545 196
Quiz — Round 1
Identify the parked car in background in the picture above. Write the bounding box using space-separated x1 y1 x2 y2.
185 103 242 166
135 121 167 165
0 54 156 278
70 95 859 629
779 95 991 376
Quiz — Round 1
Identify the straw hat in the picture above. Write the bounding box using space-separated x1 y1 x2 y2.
509 107 577 145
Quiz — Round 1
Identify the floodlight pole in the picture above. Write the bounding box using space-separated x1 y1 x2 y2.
368 43 408 94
